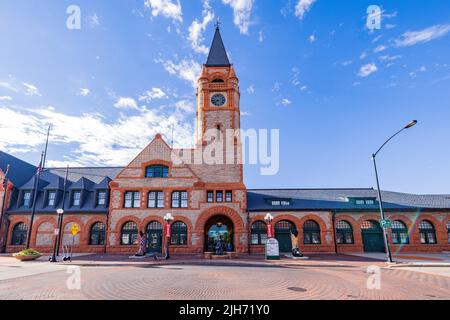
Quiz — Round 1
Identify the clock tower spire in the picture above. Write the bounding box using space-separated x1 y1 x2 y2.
196 25 240 147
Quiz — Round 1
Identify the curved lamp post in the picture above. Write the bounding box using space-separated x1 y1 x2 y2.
372 120 418 263
264 213 274 239
164 213 174 260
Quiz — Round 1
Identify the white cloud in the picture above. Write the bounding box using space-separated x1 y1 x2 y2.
0 104 194 166
360 51 367 60
309 34 316 43
155 58 201 88
240 111 251 116
342 60 353 67
139 87 167 102
358 63 378 77
281 98 292 106
145 0 183 23
258 30 264 43
373 45 386 53
79 88 90 96
114 97 139 110
295 0 317 20
0 96 12 101
222 0 254 34
23 83 41 96
385 24 396 30
188 3 215 55
395 24 450 47
418 66 427 72
246 85 255 94
174 99 195 113
379 55 402 62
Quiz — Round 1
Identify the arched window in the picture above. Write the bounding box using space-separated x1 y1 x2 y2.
303 220 321 245
121 221 138 245
89 222 106 245
336 220 354 244
145 165 169 178
171 221 187 245
11 222 27 245
391 220 409 244
361 220 381 230
251 221 267 245
447 221 450 244
419 220 437 244
212 78 224 83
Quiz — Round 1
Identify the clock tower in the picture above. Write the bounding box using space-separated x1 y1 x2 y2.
196 24 241 148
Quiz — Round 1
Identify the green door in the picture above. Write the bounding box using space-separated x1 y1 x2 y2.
275 220 295 253
361 220 385 253
147 221 163 253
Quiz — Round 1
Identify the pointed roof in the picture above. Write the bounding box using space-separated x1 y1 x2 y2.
69 177 95 191
0 151 37 187
205 25 231 67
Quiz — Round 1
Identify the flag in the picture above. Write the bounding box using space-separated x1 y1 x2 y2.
36 162 42 176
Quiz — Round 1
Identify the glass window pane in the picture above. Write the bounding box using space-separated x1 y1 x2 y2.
157 192 164 208
419 232 427 244
312 233 321 244
427 233 436 244
400 233 409 244
133 192 140 208
225 191 232 202
260 234 267 244
344 233 353 244
392 233 399 244
251 234 259 245
336 233 343 244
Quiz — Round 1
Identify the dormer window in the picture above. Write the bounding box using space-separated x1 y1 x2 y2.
97 190 107 206
146 165 169 178
72 191 81 207
22 191 31 207
47 191 56 206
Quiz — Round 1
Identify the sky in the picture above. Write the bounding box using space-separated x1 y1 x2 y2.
0 0 450 194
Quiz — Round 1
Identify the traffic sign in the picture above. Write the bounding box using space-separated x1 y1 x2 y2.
380 219 391 229
71 224 80 236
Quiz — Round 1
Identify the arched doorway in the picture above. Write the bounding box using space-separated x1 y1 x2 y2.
275 220 296 253
146 221 163 253
204 215 234 252
361 220 385 252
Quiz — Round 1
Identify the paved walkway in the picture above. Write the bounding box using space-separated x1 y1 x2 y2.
0 254 449 300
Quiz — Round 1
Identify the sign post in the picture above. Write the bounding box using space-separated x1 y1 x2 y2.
69 224 80 262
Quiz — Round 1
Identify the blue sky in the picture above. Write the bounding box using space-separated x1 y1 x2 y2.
0 0 449 194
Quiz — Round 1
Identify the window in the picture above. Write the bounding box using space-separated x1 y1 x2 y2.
90 222 106 245
171 221 187 245
225 191 232 203
303 220 321 245
47 191 56 206
207 191 214 203
148 191 164 208
336 220 354 244
419 220 437 244
124 191 140 208
11 222 27 245
22 191 31 207
361 220 380 230
251 221 267 245
447 221 450 244
212 78 224 83
172 191 188 208
216 191 223 203
392 220 409 244
97 191 107 206
121 221 138 245
72 191 81 206
146 165 169 178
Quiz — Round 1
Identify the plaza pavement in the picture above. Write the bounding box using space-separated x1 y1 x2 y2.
0 253 449 300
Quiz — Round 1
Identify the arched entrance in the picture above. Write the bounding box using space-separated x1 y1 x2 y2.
361 220 385 253
275 220 296 253
204 215 234 252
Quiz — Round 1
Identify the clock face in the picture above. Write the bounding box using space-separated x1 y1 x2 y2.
211 93 226 107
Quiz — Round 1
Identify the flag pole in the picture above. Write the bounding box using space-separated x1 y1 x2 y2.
0 164 11 252
42 125 51 170
26 152 44 249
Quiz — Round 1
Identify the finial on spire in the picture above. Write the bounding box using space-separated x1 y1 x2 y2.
215 17 221 30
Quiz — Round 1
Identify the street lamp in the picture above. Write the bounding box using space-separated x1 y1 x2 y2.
264 213 274 239
164 213 174 260
50 208 64 263
372 120 418 263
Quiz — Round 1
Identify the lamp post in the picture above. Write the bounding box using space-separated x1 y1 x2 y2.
372 120 418 263
264 213 274 239
50 208 64 262
164 213 174 260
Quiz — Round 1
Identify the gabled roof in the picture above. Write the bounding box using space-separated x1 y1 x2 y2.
0 151 37 187
69 177 95 191
95 177 111 189
247 188 450 211
205 26 231 67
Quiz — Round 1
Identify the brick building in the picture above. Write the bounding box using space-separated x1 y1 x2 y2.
1 27 450 256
